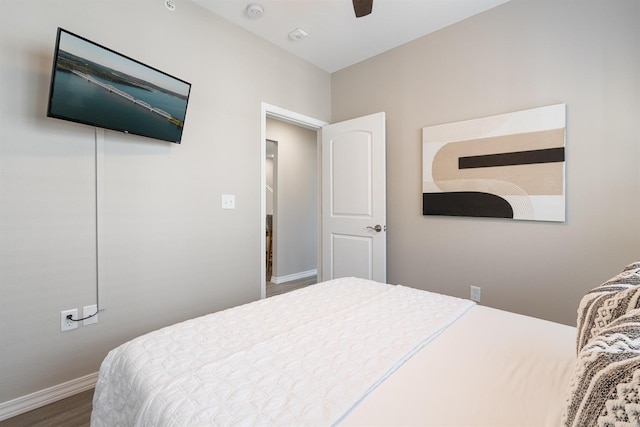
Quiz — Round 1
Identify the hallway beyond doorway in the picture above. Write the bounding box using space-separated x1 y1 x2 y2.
266 275 317 298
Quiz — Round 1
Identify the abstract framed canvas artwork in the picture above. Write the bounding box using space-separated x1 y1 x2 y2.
422 104 566 222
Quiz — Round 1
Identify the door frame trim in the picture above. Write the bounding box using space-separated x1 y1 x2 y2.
260 103 328 299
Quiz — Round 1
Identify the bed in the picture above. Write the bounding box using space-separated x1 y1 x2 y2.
91 263 640 427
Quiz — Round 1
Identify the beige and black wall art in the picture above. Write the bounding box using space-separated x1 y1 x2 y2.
422 103 566 222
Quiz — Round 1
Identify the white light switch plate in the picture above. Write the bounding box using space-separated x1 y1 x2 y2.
222 194 236 209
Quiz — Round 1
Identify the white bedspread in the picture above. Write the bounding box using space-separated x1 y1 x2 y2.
341 305 576 426
91 277 474 426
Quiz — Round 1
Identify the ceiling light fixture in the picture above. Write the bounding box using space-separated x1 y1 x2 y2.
165 0 176 11
288 28 309 41
246 4 264 19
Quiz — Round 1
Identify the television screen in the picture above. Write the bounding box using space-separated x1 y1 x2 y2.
47 28 191 144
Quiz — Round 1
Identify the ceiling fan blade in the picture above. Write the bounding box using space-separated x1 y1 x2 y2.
352 0 373 18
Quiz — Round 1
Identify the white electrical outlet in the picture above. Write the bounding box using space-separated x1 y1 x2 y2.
60 309 78 332
83 305 98 326
470 286 481 303
221 194 236 210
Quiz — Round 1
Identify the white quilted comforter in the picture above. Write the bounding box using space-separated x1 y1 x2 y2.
91 277 474 426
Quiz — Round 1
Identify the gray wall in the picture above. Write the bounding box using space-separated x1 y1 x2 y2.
266 118 318 280
332 0 640 325
0 0 330 404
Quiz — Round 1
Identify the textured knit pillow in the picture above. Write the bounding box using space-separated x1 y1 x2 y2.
563 310 640 427
623 261 640 272
576 263 640 352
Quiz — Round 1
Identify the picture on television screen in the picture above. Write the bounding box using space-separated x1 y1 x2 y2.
47 28 191 144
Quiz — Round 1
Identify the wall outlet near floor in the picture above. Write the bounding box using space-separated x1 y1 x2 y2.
83 305 98 326
470 286 481 303
60 309 78 332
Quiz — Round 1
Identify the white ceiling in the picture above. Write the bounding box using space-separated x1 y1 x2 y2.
191 0 511 73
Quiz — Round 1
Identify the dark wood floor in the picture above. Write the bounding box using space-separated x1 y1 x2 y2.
0 276 316 426
266 275 317 297
0 389 93 427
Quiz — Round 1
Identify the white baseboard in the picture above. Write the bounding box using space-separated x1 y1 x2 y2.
0 372 98 422
271 269 317 284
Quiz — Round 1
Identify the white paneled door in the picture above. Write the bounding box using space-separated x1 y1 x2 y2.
321 112 386 283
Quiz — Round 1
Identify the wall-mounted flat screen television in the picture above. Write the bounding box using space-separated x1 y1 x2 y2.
47 28 191 144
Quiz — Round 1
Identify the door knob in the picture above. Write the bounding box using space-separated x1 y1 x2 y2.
367 224 382 232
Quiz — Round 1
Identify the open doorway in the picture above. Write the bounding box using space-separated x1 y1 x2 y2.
260 103 328 299
265 139 276 281
264 119 317 296
261 107 388 298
